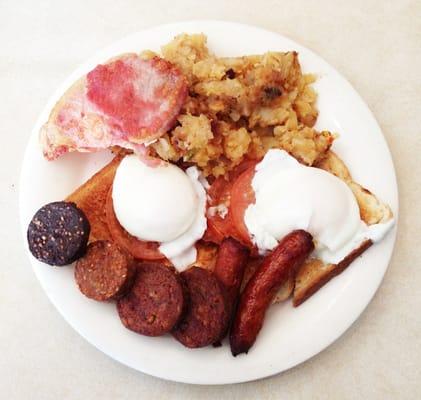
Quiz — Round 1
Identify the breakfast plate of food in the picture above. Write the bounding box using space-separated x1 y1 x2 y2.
19 20 398 384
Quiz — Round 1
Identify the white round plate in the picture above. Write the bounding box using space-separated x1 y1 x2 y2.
19 20 398 384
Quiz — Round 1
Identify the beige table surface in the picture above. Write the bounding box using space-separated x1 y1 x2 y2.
1 0 420 398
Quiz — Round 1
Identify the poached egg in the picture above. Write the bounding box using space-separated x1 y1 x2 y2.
112 155 207 270
244 149 394 263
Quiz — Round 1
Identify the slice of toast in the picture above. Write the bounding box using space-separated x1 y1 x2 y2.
66 154 123 242
64 150 393 306
292 151 393 306
65 153 219 264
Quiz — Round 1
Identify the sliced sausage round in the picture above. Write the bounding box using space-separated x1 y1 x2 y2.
172 267 229 348
27 201 90 266
117 263 185 337
75 240 136 301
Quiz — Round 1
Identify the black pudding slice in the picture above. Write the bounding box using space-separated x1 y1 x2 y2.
27 201 90 266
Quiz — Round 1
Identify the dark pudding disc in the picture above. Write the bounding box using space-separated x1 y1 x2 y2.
27 201 90 266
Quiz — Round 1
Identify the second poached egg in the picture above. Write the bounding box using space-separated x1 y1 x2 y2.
244 149 394 263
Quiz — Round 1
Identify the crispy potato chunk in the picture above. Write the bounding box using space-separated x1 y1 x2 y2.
162 34 209 82
273 127 335 165
223 128 251 162
172 114 214 150
159 34 333 177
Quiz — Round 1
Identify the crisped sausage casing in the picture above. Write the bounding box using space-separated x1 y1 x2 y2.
230 230 314 356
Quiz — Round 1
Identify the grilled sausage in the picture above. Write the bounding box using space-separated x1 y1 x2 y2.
230 230 314 356
214 237 249 341
172 267 229 348
75 240 135 301
117 263 185 336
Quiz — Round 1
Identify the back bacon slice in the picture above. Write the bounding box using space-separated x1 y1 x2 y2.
40 54 188 160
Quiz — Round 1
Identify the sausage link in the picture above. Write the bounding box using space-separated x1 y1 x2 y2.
214 237 250 307
214 238 249 342
229 230 314 356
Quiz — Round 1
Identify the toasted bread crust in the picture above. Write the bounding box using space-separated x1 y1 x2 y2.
291 150 393 307
293 240 372 306
316 151 393 224
348 181 393 224
66 155 123 242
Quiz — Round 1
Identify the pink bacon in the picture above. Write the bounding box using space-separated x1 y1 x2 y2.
40 54 187 161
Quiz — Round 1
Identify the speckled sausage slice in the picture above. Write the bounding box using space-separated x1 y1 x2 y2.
172 267 229 348
75 240 136 301
117 263 186 337
27 201 90 266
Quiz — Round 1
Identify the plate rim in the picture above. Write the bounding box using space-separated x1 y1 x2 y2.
19 19 399 385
